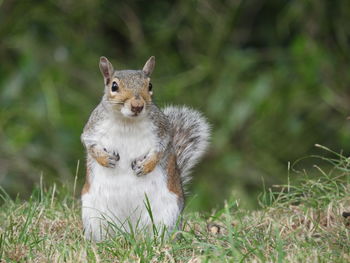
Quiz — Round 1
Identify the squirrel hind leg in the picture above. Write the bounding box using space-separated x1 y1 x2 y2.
163 106 210 185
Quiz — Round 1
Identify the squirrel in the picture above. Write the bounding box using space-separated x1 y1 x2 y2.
81 56 210 241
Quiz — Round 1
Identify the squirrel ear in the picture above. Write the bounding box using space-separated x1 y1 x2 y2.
142 56 155 76
99 56 114 85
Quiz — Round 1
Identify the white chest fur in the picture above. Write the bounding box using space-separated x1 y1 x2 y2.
82 116 180 241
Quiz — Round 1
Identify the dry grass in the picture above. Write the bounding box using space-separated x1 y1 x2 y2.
1 146 350 262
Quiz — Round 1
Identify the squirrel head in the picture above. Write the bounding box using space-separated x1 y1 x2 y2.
99 56 155 118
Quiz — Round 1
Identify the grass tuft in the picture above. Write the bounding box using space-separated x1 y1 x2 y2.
1 147 350 262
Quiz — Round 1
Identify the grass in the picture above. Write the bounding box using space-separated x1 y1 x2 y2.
1 146 350 262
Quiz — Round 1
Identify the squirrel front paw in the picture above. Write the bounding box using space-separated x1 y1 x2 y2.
131 152 159 177
131 154 148 176
95 148 120 168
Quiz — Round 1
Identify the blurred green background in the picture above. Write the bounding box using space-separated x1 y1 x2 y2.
1 0 349 211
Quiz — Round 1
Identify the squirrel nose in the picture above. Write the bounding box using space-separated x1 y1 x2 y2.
131 105 144 114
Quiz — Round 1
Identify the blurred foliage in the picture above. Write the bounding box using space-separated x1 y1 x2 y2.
0 0 350 210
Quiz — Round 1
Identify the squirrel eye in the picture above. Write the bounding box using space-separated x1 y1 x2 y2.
148 83 153 92
111 81 119 92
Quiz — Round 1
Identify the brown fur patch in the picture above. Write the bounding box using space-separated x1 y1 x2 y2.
142 152 160 174
166 154 184 200
108 78 134 102
82 163 91 195
95 155 109 167
107 78 152 104
140 83 152 103
89 145 110 167
88 145 113 167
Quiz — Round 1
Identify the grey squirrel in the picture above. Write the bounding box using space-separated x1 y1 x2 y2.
81 56 210 241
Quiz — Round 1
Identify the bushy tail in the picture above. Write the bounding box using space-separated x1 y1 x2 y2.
163 106 210 185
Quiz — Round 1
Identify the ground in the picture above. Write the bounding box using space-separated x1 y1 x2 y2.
1 146 350 262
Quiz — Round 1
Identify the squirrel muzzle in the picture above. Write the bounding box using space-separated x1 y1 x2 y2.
130 98 145 115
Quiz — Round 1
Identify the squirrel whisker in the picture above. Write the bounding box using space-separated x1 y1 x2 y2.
107 101 124 105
